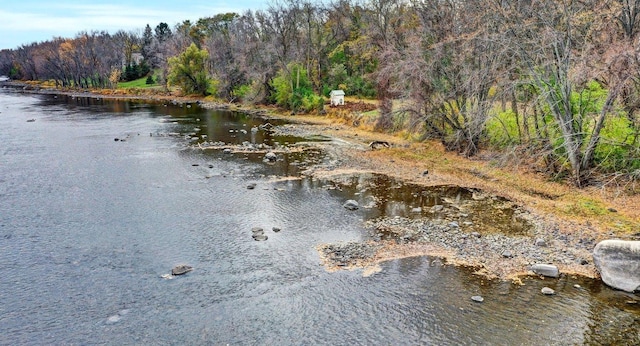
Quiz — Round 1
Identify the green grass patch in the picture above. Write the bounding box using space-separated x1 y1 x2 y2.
564 198 608 217
118 76 157 88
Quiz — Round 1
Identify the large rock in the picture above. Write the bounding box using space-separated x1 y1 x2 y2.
593 240 640 292
531 263 560 278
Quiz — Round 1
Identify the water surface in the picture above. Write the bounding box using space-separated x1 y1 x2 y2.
0 90 638 345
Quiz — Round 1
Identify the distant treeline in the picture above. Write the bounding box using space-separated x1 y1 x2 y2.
1 0 640 187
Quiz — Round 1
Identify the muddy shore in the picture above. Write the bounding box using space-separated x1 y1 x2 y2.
6 83 639 282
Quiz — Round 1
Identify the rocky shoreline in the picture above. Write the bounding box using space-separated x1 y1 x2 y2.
5 83 638 285
317 214 598 281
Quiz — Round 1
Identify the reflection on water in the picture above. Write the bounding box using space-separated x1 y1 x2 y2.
0 91 637 345
318 173 532 235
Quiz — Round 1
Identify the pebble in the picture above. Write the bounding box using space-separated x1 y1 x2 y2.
502 251 513 258
247 183 257 190
272 227 281 233
535 238 547 247
541 287 555 295
471 295 484 302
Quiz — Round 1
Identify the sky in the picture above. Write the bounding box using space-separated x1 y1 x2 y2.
0 0 266 50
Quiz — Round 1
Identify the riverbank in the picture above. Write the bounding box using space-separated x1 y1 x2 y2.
4 82 639 282
262 117 614 281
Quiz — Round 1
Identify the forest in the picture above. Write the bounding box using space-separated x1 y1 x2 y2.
1 0 640 188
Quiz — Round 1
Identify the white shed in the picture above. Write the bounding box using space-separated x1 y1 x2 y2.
329 90 345 106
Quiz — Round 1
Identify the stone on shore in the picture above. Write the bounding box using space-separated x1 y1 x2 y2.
343 200 359 210
592 240 640 292
531 263 560 278
171 264 193 276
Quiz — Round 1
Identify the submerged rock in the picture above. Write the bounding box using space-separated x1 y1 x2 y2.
171 264 193 276
593 240 640 292
343 200 359 210
531 264 560 278
247 183 257 190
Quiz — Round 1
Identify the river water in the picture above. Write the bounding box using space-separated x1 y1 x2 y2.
0 90 638 345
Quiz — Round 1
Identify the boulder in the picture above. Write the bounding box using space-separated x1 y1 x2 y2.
593 240 640 292
171 264 193 276
531 263 560 278
343 200 359 210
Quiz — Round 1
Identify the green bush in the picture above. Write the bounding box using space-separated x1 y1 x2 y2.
168 43 210 95
231 84 251 102
302 93 324 113
271 63 321 112
594 115 640 172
